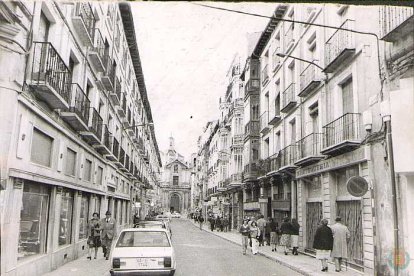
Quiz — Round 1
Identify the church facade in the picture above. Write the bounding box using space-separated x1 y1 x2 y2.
159 137 191 213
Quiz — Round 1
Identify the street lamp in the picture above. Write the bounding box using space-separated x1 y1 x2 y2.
276 53 325 72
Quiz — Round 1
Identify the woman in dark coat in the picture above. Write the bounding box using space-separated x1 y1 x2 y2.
291 218 300 255
313 219 334 272
279 217 292 255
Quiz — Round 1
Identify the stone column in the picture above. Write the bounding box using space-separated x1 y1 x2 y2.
259 179 267 217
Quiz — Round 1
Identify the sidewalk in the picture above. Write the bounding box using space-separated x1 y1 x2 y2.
190 219 364 276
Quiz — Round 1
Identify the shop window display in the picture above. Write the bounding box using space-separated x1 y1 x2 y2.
18 182 50 260
59 189 73 246
78 194 89 240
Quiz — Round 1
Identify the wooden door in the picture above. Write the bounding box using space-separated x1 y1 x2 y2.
306 202 322 250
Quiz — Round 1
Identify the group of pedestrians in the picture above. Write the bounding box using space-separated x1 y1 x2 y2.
313 216 351 272
207 214 229 232
238 214 351 273
239 215 301 256
86 211 117 261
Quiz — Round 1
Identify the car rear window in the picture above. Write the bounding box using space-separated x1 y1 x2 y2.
116 231 170 247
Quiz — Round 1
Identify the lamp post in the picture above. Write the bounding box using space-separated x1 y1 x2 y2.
123 122 154 131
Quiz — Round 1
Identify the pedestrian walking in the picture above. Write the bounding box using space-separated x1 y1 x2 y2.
280 217 292 255
217 216 223 232
265 217 272 246
249 221 260 255
331 216 351 272
268 218 279 252
239 219 250 255
222 216 229 232
87 212 101 260
257 215 266 247
209 216 215 231
198 215 204 230
291 218 300 255
313 218 334 272
101 211 117 260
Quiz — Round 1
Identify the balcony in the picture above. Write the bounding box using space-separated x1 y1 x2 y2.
322 113 362 156
269 101 282 125
94 125 112 155
267 153 281 176
295 133 325 167
229 173 243 187
380 6 414 42
121 154 130 172
109 77 122 106
299 62 322 98
29 42 72 110
88 29 105 72
60 84 90 131
260 111 270 134
80 108 103 145
324 20 355 73
117 93 126 118
279 145 298 172
243 163 258 181
72 3 95 46
101 59 115 91
245 79 260 98
261 64 269 86
232 134 243 147
107 137 120 162
244 121 260 140
284 23 295 53
281 83 297 113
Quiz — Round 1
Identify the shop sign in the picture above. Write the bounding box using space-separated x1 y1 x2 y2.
134 202 141 208
296 148 365 178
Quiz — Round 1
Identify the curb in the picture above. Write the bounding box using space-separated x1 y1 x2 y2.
188 220 313 276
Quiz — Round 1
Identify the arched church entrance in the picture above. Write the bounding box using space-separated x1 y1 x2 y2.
170 193 180 213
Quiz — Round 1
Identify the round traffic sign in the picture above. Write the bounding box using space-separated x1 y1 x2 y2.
346 176 369 197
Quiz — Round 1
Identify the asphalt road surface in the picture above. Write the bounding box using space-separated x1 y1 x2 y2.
172 219 301 276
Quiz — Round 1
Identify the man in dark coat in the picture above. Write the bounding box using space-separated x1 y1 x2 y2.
101 211 117 260
313 219 334 272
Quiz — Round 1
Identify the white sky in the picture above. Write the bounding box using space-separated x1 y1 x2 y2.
132 2 277 159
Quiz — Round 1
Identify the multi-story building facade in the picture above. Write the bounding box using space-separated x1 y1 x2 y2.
380 6 414 275
0 2 161 275
159 137 191 214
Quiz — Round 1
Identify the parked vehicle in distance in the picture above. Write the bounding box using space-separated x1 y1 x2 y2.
110 228 176 275
171 212 181 218
136 220 172 237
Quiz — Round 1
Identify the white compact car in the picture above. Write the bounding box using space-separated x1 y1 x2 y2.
110 228 176 276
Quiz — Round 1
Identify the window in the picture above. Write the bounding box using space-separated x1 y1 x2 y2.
173 176 179 186
97 166 103 185
94 196 101 214
309 102 319 133
341 78 354 114
264 138 270 158
79 194 89 240
84 159 92 181
116 231 170 248
275 131 281 152
59 189 73 246
290 119 296 144
18 182 49 260
38 11 50 42
65 148 77 176
31 128 53 167
275 94 281 116
173 165 178 173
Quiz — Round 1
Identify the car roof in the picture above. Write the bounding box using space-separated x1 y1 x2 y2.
121 228 169 233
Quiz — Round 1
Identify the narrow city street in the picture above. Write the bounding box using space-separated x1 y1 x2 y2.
44 219 301 276
172 219 300 276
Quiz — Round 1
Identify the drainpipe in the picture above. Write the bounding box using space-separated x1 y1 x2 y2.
384 116 399 276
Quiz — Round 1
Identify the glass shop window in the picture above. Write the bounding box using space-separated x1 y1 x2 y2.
59 189 74 246
18 182 50 260
78 194 89 240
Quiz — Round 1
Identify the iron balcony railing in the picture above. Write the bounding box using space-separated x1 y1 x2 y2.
269 152 281 172
325 19 355 67
102 125 111 149
246 79 260 91
282 83 296 109
260 111 269 131
300 62 319 92
30 42 72 102
69 84 90 125
284 23 294 52
89 108 103 138
231 173 243 183
112 137 120 157
74 2 96 41
232 134 243 145
245 121 260 137
280 144 297 167
296 133 323 160
380 6 414 39
115 77 122 99
93 28 105 62
261 64 269 85
119 147 125 165
323 113 361 148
